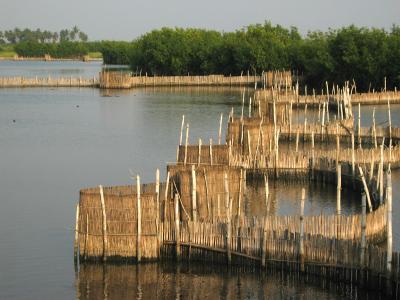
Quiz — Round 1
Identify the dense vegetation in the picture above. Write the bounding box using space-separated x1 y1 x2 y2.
0 26 88 44
115 22 399 91
14 41 89 58
2 22 400 90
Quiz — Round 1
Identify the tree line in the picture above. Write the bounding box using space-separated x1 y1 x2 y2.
4 22 400 90
0 26 88 44
99 22 400 91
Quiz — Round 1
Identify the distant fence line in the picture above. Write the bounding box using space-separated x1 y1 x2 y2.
0 76 98 88
98 70 292 89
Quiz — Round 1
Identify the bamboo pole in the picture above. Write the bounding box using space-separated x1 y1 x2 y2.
337 164 341 216
198 139 202 166
184 124 189 165
204 169 210 218
84 213 88 261
388 99 392 140
373 108 377 148
387 168 392 274
249 97 252 117
156 168 160 256
164 171 170 222
179 115 185 145
358 166 373 212
358 103 362 149
351 133 355 178
136 176 141 262
174 193 180 261
191 165 197 222
218 113 223 145
224 172 231 265
264 174 269 205
261 216 268 268
379 138 385 204
73 203 79 265
299 188 305 272
99 185 108 262
238 169 242 217
209 138 213 166
360 193 366 268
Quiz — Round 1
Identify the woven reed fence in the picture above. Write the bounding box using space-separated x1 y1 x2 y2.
99 71 261 89
77 183 166 261
166 164 244 220
255 89 400 106
177 144 230 166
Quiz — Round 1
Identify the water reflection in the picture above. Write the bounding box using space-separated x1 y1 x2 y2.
76 262 385 300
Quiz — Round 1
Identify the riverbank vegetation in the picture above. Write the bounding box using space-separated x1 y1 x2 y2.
1 22 399 90
124 23 400 90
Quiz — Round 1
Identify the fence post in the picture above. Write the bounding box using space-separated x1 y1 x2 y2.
156 169 160 257
174 193 180 261
386 168 393 296
191 165 197 222
184 124 189 165
74 203 80 265
337 164 341 216
136 176 141 262
224 172 231 265
99 185 108 262
299 188 305 272
360 192 366 269
218 113 223 144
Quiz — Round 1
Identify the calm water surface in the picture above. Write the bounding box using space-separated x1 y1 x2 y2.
0 62 399 299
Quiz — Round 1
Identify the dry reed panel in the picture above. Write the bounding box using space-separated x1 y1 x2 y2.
99 71 131 89
177 144 229 165
167 164 243 220
78 183 163 260
129 74 262 88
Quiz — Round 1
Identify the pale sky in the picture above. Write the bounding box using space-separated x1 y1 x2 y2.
0 0 399 40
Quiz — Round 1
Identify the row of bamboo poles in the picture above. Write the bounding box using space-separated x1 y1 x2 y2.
0 76 98 87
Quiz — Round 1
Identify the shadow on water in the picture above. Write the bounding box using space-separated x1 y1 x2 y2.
76 262 387 300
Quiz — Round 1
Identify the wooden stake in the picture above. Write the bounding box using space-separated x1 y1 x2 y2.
380 140 384 204
218 113 223 145
164 171 170 222
99 185 108 262
73 203 79 265
156 168 160 254
198 138 202 166
373 108 377 148
249 97 252 117
360 192 366 267
238 169 243 217
224 172 231 265
299 188 305 272
179 115 185 145
264 174 269 205
204 169 210 218
387 168 392 274
191 165 197 222
209 138 213 165
358 103 362 148
337 164 341 215
136 177 141 262
351 133 355 177
174 193 180 261
184 124 189 165
261 216 268 268
358 166 373 212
